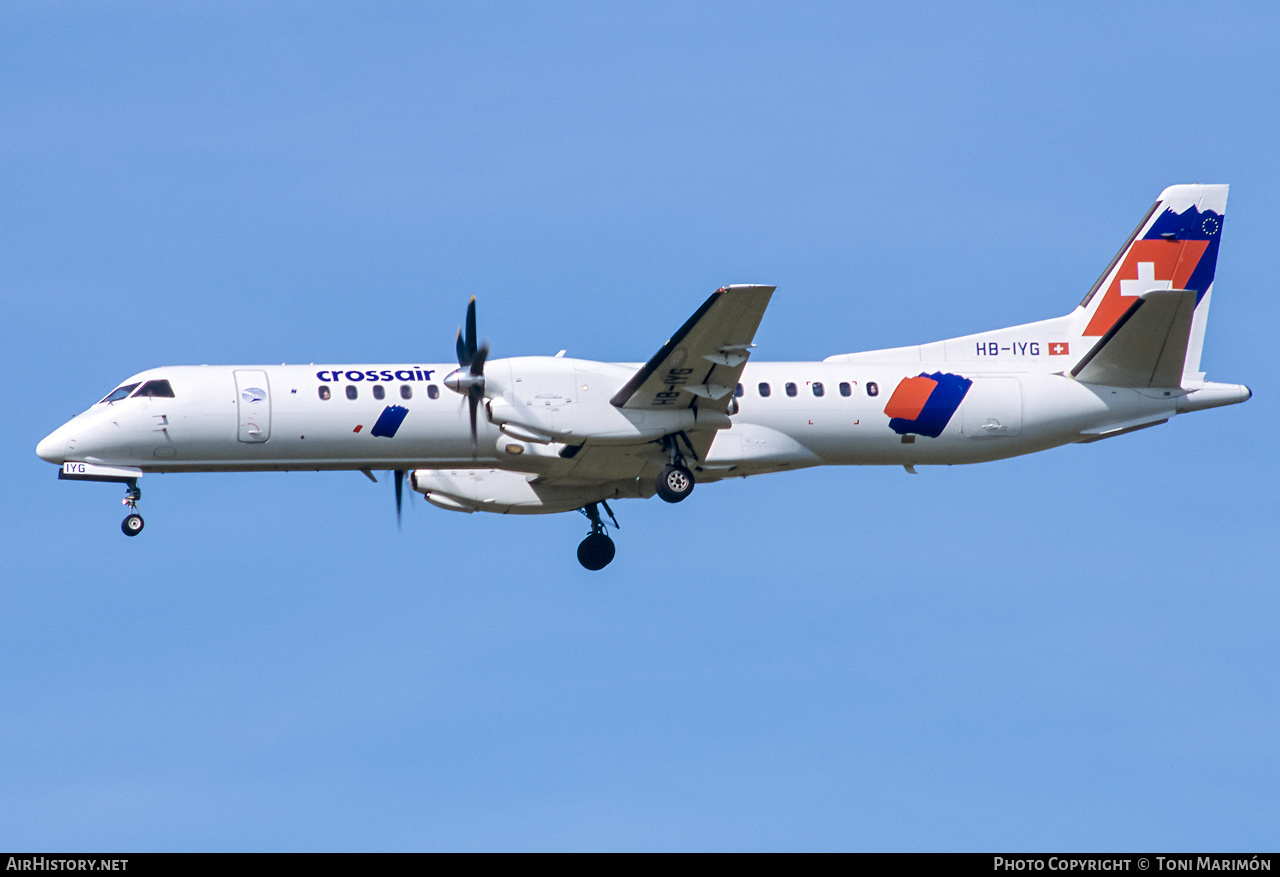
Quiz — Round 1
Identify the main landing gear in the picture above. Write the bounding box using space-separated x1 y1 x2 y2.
655 434 695 503
120 481 144 537
577 501 620 570
656 464 694 503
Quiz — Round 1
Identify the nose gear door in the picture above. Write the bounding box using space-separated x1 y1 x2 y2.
234 370 271 443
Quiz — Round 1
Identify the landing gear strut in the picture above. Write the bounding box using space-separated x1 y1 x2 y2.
120 481 144 536
577 501 619 570
655 434 695 503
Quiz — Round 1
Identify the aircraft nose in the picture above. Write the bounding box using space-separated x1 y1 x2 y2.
36 427 69 463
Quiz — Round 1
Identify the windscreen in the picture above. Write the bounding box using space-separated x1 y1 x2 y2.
99 383 140 403
132 380 175 398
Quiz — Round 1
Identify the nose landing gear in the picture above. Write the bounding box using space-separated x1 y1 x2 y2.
577 501 619 570
120 482 144 536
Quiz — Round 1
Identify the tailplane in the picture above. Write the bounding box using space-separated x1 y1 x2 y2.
1071 288 1197 388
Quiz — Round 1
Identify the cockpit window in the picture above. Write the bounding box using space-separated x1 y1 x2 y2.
100 383 140 403
132 379 175 398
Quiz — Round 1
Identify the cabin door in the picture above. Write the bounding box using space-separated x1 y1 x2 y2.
234 370 272 443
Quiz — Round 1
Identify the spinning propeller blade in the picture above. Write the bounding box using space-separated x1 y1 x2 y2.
393 469 404 527
468 341 489 451
444 297 492 454
465 296 477 363
470 340 488 377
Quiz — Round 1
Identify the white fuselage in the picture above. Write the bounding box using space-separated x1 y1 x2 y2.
33 185 1252 560
35 357 1248 490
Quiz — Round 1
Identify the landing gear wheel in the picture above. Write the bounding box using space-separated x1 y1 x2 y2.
577 501 620 570
121 513 145 536
577 533 615 570
656 464 695 503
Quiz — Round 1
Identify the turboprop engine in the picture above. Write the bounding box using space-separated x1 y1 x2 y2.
484 357 731 445
410 468 655 515
442 300 733 448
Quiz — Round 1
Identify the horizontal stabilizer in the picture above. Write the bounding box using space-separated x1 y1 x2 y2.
1071 289 1198 388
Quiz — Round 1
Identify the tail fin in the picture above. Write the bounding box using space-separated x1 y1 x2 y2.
1074 184 1227 381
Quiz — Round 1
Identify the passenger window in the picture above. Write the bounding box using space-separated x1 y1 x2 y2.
132 379 175 398
867 382 879 397
427 384 440 400
812 382 824 397
318 385 331 400
735 383 744 398
400 385 412 400
758 382 771 398
100 383 140 403
785 382 797 397
373 384 385 400
839 382 851 397
346 386 358 400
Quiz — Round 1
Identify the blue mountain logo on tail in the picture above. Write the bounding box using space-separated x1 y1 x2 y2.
884 373 972 438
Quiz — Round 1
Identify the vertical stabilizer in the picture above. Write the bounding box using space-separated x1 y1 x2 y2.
1074 184 1227 382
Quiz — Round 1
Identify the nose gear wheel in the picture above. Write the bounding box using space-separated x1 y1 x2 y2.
120 481 144 537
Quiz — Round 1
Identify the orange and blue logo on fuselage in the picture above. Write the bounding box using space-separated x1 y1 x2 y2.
883 372 972 438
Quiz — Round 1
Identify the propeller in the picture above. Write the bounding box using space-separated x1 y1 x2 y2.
444 296 491 452
366 467 410 528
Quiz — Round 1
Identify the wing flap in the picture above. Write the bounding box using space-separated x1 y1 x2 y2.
610 285 775 411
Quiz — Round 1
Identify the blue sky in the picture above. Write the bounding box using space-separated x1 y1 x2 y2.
3 2 1277 851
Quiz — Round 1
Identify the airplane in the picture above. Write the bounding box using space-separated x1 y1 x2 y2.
36 184 1251 570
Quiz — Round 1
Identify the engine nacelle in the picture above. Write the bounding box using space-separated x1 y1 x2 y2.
410 468 655 515
486 397 732 445
485 356 733 445
486 397 708 444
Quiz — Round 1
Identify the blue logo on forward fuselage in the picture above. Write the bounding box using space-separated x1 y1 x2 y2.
370 405 410 438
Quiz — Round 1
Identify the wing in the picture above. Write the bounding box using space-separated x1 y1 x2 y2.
610 284 775 411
